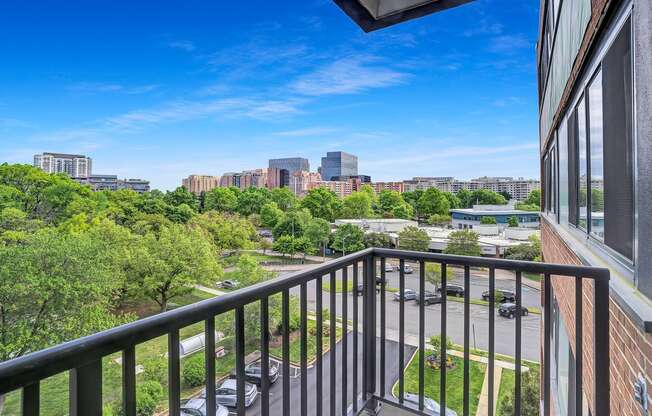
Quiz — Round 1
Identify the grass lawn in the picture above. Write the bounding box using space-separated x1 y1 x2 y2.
269 320 344 365
394 352 486 415
524 272 542 282
496 368 515 416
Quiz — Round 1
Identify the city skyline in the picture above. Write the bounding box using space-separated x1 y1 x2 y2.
0 1 540 190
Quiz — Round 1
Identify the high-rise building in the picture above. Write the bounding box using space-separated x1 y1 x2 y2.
320 151 358 181
268 158 309 175
182 175 221 194
538 1 651 413
34 152 92 178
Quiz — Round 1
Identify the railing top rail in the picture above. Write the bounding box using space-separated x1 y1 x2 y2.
0 247 608 395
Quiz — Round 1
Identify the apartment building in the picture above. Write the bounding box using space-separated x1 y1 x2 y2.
306 179 353 198
181 175 221 194
218 169 269 190
371 181 405 194
403 176 540 201
33 152 92 178
538 0 652 414
289 171 322 196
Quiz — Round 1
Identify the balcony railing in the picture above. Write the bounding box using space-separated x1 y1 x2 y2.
0 248 610 416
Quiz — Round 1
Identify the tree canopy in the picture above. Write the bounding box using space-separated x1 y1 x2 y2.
398 226 430 252
444 229 482 257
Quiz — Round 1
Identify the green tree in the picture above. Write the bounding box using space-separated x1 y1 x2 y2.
480 216 497 225
165 203 195 223
444 230 482 257
417 188 450 218
340 191 374 219
165 186 198 211
260 238 273 254
398 226 430 252
456 189 474 208
260 202 284 228
270 187 298 211
498 368 540 416
189 211 258 251
301 187 341 221
304 218 331 258
427 214 451 227
204 187 238 213
424 263 452 289
391 203 414 220
523 189 541 207
330 223 365 255
272 209 312 239
470 189 507 205
378 190 403 214
230 254 271 286
364 232 392 248
443 192 461 209
236 187 272 216
273 235 298 258
136 224 223 311
498 191 512 201
508 216 519 227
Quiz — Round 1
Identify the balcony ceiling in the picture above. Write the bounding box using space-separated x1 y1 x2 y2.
332 0 475 32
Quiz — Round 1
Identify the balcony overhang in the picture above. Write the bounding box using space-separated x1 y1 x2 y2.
332 0 475 32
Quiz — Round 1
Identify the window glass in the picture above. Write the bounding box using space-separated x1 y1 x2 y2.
577 97 588 230
558 117 569 224
588 71 604 240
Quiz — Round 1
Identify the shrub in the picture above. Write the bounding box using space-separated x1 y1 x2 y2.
508 216 519 227
480 216 497 225
182 353 206 388
499 368 540 415
142 356 167 385
429 335 453 355
115 380 163 416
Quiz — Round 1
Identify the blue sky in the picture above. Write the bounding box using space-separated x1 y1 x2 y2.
0 0 540 191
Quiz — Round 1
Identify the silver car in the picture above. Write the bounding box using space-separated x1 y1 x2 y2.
180 398 229 416
393 289 417 301
404 393 458 416
205 378 258 408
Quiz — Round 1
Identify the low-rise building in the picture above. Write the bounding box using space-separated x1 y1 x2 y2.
334 218 417 233
449 203 540 231
371 182 405 194
77 175 150 193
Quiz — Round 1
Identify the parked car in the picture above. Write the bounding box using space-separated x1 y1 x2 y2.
376 275 387 285
393 289 417 301
481 289 516 303
220 280 240 290
415 291 442 305
203 379 258 408
402 264 414 274
436 284 465 297
230 361 279 386
498 303 530 319
180 398 229 416
404 393 458 416
385 263 396 272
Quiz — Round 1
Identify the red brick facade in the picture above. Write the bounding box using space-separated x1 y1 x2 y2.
542 219 652 415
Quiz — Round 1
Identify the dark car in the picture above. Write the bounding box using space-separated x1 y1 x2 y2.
376 275 387 285
415 291 442 305
482 289 516 303
393 289 417 301
437 284 465 297
230 361 279 386
498 303 529 318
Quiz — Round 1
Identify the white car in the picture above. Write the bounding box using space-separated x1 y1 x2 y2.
404 393 458 416
385 264 396 272
180 398 229 416
204 378 258 408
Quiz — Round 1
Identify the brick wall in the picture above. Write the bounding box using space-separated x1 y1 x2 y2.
541 219 652 415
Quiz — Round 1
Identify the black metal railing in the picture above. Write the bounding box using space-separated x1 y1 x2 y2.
0 248 610 416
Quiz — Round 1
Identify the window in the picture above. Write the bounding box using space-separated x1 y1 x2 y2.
577 96 588 231
558 117 569 225
588 71 604 241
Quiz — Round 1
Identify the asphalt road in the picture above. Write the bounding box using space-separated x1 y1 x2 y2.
287 263 541 362
238 335 414 415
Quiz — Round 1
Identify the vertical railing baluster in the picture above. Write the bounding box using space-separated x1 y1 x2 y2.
205 319 216 416
70 360 102 416
363 255 377 401
594 272 611 416
316 277 323 416
463 265 471 416
122 347 136 416
330 271 337 416
575 276 583 416
301 283 308 416
352 262 359 412
380 257 386 398
342 266 349 416
543 273 552 416
235 307 246 416
22 382 39 416
418 260 425 412
260 297 270 416
362 258 368 401
168 330 180 416
399 258 405 404
488 267 495 416
440 263 448 413
515 271 522 415
282 289 290 416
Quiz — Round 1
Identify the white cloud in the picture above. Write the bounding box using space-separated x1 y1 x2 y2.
169 40 196 52
69 82 159 95
272 127 340 137
290 56 408 96
488 35 531 54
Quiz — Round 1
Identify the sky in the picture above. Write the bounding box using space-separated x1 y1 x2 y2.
0 0 541 191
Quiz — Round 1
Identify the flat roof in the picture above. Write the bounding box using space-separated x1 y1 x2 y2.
450 208 540 216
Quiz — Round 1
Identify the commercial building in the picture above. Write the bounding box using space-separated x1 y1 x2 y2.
181 175 221 194
77 175 150 193
320 151 358 181
268 158 309 175
449 203 540 231
538 0 652 414
33 152 92 178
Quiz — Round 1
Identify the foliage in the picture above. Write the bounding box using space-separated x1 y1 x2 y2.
401 190 422 212
508 216 519 227
480 216 497 225
272 209 312 239
456 189 474 208
424 263 453 288
236 187 272 216
182 353 205 388
391 202 414 219
300 187 341 222
364 231 392 248
189 211 257 250
505 234 541 261
469 189 507 206
498 191 512 201
142 356 168 385
259 238 273 253
498 368 540 416
430 335 453 355
270 187 298 211
204 187 238 213
273 235 299 257
304 218 331 255
417 188 451 218
340 191 374 219
260 202 284 228
165 186 198 211
330 223 365 255
523 189 541 207
230 254 272 286
427 214 451 227
444 230 482 257
443 192 461 209
398 226 430 252
118 380 164 416
514 202 539 212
